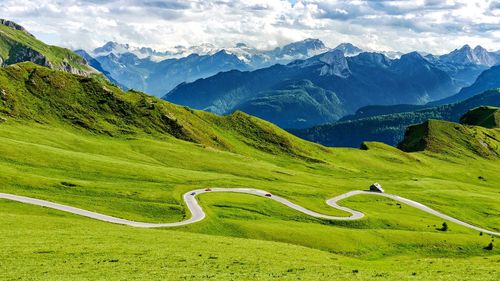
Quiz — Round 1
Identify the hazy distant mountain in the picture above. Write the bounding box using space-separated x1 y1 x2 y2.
338 64 500 120
92 41 176 62
84 40 498 104
423 45 499 89
268 38 329 63
440 45 499 66
430 65 500 105
92 50 249 96
74 49 124 88
146 50 251 97
332 43 363 56
85 38 334 96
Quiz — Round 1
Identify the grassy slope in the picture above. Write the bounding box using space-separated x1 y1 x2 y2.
460 106 500 128
0 63 499 279
398 119 500 158
1 202 499 281
0 23 92 73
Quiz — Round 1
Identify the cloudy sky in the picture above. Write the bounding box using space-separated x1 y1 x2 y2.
1 0 499 54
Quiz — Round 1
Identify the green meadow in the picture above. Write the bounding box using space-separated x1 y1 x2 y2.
0 63 499 280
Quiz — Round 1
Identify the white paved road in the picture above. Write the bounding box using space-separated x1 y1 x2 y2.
0 188 498 236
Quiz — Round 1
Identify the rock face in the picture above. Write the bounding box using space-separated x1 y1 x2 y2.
5 43 49 66
318 50 350 78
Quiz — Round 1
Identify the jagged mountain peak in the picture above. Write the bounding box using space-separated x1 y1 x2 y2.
332 43 363 56
297 49 350 78
459 44 472 51
273 38 329 58
440 44 498 66
399 51 428 64
473 45 487 52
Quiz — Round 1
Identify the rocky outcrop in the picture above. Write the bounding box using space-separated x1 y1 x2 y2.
318 50 350 78
0 19 34 36
46 58 97 76
5 43 50 67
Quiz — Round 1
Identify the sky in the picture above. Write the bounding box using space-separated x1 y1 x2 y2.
1 0 499 54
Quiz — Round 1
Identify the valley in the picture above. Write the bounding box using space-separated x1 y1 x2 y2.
0 12 499 281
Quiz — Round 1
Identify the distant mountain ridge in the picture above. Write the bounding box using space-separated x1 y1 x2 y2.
439 45 499 67
89 38 331 68
83 38 337 96
424 44 500 89
430 65 500 105
84 39 499 103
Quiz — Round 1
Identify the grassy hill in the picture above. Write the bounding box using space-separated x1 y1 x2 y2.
399 106 500 158
398 119 500 158
460 106 500 128
0 62 325 162
0 20 94 76
0 63 499 279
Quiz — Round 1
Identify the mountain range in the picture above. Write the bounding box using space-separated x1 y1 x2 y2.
162 42 499 129
81 37 499 116
78 38 332 96
289 60 500 147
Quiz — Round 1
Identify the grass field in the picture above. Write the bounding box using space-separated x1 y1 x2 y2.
0 63 499 280
0 120 499 279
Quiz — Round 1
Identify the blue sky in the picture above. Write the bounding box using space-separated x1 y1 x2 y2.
0 0 499 54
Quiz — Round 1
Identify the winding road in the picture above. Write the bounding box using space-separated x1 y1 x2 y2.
0 188 498 236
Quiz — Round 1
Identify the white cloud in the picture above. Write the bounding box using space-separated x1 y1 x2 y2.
0 0 498 54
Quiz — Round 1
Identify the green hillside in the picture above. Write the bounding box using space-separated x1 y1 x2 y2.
460 106 500 128
0 20 94 76
0 63 499 279
0 62 327 161
398 119 500 158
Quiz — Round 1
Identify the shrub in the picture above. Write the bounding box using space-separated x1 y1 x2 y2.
484 242 493 251
437 222 448 231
